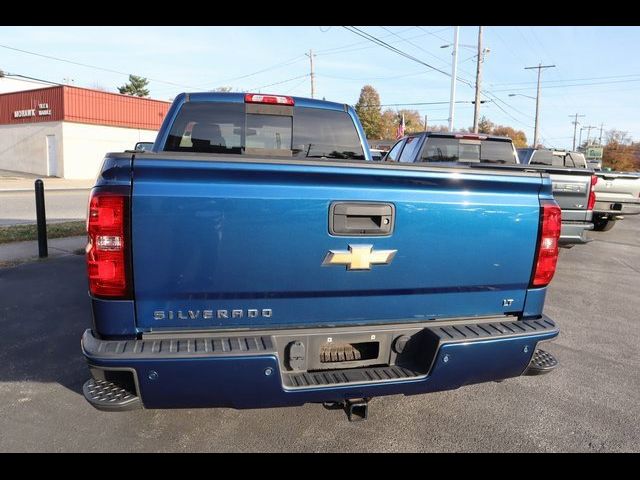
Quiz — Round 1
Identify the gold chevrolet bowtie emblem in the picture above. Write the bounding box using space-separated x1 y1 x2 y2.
322 244 397 270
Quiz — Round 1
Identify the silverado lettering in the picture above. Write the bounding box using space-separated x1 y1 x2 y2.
153 309 273 320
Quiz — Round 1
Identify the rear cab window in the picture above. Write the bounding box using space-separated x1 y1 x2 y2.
419 135 517 165
530 150 564 167
163 101 365 160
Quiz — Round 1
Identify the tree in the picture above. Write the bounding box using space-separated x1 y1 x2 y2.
602 129 639 172
426 124 450 133
466 116 528 148
118 75 150 97
477 115 494 134
397 109 425 134
380 109 399 139
492 125 528 148
355 85 383 139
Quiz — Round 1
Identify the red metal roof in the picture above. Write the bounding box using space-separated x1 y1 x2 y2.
0 85 171 130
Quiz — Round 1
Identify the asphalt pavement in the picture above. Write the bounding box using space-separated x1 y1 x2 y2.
0 216 639 452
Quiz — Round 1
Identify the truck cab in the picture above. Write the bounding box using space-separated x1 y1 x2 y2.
81 93 561 420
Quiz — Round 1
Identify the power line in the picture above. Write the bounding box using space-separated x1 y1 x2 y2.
192 55 306 88
379 26 462 74
358 100 490 108
342 26 473 87
248 74 310 91
0 43 197 90
491 77 640 92
316 27 451 57
487 73 640 87
316 27 417 55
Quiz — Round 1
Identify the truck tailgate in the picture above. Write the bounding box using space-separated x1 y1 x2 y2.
131 157 544 331
594 172 640 201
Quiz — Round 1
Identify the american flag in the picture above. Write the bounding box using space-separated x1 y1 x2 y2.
395 113 405 139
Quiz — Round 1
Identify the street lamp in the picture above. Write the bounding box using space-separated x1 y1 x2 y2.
441 43 475 49
508 93 536 100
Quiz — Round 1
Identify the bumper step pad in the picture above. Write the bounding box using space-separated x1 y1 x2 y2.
524 349 558 375
83 378 141 411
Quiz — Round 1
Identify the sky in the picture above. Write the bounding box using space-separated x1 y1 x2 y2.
1 26 639 148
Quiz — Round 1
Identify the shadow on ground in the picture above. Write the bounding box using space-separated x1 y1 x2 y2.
0 255 91 395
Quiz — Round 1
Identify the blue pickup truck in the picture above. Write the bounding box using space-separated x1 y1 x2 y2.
81 92 561 421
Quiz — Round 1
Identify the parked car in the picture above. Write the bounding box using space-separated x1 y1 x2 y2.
382 133 594 247
81 92 560 421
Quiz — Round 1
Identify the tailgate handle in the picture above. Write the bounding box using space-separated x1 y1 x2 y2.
330 202 394 236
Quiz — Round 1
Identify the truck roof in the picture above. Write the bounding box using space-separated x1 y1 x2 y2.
176 91 348 112
410 131 513 142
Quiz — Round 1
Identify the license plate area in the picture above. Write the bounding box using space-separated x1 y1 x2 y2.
320 341 380 364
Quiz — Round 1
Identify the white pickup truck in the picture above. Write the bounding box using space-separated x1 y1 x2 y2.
592 170 640 231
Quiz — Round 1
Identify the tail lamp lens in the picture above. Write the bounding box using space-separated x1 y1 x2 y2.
531 200 562 287
587 175 597 210
86 192 130 298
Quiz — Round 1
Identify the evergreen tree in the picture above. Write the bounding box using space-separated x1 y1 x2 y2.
118 75 150 97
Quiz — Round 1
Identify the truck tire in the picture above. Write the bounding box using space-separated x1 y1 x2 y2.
593 215 615 232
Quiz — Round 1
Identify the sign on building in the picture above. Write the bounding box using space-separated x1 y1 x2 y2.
585 146 603 160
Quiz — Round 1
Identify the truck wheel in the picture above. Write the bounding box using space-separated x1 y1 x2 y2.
593 216 615 232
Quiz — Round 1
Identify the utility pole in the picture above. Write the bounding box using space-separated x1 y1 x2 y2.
424 114 428 132
584 125 596 145
598 123 604 145
448 26 459 132
472 26 484 133
305 49 315 99
524 63 555 147
569 113 585 151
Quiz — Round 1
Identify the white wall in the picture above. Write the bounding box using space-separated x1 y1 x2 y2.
0 77 55 94
61 123 158 179
0 122 63 175
0 121 158 178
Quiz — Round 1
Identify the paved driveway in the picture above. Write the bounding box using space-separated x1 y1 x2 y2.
0 217 639 452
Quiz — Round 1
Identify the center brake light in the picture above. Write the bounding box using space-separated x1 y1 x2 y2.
244 93 294 106
454 133 488 140
86 191 131 298
531 200 562 287
587 175 598 210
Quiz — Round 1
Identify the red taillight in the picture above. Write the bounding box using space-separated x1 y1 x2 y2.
587 175 597 210
86 191 130 298
531 200 561 287
244 93 294 106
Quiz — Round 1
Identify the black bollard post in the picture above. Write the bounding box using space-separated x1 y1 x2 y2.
34 179 48 258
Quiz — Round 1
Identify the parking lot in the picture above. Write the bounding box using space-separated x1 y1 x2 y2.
0 216 638 452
